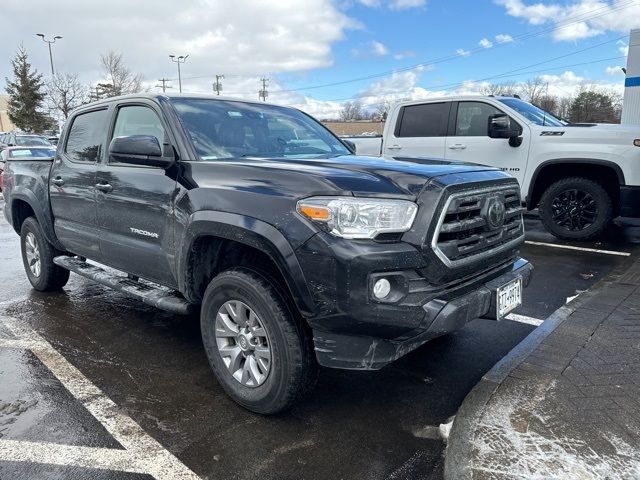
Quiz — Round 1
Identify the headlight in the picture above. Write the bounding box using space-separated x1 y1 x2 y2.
297 196 418 239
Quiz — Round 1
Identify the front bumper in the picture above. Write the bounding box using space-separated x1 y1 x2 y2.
620 185 640 218
313 259 533 370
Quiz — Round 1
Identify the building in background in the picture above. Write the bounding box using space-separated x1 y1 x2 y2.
0 95 16 132
622 29 640 125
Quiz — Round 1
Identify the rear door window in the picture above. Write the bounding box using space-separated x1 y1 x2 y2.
396 103 449 137
65 109 109 163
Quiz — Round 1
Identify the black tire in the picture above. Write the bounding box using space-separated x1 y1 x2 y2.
20 217 70 291
539 177 612 241
200 267 317 414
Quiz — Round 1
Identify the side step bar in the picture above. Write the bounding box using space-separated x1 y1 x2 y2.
53 256 195 315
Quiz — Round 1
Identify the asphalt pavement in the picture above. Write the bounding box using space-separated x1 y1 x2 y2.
0 198 638 480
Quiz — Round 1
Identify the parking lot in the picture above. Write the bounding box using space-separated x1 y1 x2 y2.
0 196 638 480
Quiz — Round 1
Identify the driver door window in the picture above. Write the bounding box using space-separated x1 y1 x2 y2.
110 105 166 164
454 102 502 136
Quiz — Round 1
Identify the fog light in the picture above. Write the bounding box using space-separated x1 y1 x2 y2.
373 278 391 299
634 139 640 147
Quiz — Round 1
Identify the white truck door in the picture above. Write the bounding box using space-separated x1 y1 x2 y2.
444 100 530 186
382 102 449 158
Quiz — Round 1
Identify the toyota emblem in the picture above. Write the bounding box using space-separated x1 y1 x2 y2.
487 199 506 230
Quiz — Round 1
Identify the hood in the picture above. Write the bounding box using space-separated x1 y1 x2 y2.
183 154 510 198
537 123 640 142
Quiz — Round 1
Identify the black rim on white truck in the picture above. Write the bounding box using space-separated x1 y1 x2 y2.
539 177 613 240
550 189 598 231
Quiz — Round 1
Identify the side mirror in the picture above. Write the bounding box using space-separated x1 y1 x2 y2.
109 135 173 168
342 139 356 154
488 114 519 140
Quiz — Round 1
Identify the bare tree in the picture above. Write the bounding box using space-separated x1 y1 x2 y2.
537 95 559 117
479 82 517 97
339 101 365 121
557 95 572 121
100 51 144 97
46 73 88 119
518 77 545 105
370 99 394 121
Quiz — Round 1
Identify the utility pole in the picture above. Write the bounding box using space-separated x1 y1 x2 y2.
169 54 189 93
259 77 269 102
213 74 224 95
156 78 173 93
36 33 62 75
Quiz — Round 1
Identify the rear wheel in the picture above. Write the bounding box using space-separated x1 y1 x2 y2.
200 267 316 414
539 177 612 241
20 217 70 291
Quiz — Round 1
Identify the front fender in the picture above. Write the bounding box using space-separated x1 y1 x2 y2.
178 211 316 317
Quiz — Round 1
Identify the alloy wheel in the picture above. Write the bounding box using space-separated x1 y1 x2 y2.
215 300 272 387
25 232 41 277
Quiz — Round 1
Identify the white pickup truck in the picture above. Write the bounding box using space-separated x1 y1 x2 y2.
346 96 640 240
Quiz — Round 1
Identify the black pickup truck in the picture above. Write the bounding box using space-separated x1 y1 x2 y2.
3 94 532 414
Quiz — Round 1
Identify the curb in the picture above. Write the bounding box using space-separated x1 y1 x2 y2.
443 264 626 480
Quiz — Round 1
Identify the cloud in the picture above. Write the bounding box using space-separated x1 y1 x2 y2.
618 43 629 56
456 48 471 57
357 0 426 9
352 40 389 57
371 41 389 56
479 38 494 49
1 0 356 91
495 0 640 41
605 65 624 75
389 0 427 9
394 50 416 60
495 34 514 43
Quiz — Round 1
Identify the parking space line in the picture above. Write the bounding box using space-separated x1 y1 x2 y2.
524 240 631 257
0 315 201 480
0 439 147 475
505 313 544 326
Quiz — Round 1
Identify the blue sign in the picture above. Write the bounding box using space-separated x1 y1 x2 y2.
626 77 640 87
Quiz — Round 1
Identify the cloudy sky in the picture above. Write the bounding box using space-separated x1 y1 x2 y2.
1 0 639 118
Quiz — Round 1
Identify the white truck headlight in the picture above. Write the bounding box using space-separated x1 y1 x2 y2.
297 196 418 239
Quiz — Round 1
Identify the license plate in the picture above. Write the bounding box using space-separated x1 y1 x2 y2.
497 277 522 318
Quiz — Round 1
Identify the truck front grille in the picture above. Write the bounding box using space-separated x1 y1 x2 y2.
431 185 524 267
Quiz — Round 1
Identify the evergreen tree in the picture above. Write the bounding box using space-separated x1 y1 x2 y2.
5 45 51 132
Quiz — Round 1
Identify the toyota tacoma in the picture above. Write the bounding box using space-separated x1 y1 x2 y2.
3 94 532 414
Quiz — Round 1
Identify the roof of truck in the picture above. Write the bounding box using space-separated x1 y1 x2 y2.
78 92 293 111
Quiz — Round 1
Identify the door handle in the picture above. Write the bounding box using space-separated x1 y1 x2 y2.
95 182 113 193
448 144 467 150
52 176 64 186
386 145 402 150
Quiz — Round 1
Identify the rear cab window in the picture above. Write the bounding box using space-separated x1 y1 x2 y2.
64 109 110 163
395 102 450 137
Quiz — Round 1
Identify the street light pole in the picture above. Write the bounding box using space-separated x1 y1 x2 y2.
36 34 62 75
169 54 189 93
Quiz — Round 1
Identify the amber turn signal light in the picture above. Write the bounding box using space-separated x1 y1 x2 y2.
298 204 331 221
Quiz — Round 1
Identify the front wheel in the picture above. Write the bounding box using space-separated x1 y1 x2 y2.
200 268 316 414
539 177 612 241
20 217 70 291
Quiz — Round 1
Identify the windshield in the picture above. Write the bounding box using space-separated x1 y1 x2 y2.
171 98 351 160
498 98 564 127
15 135 51 146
